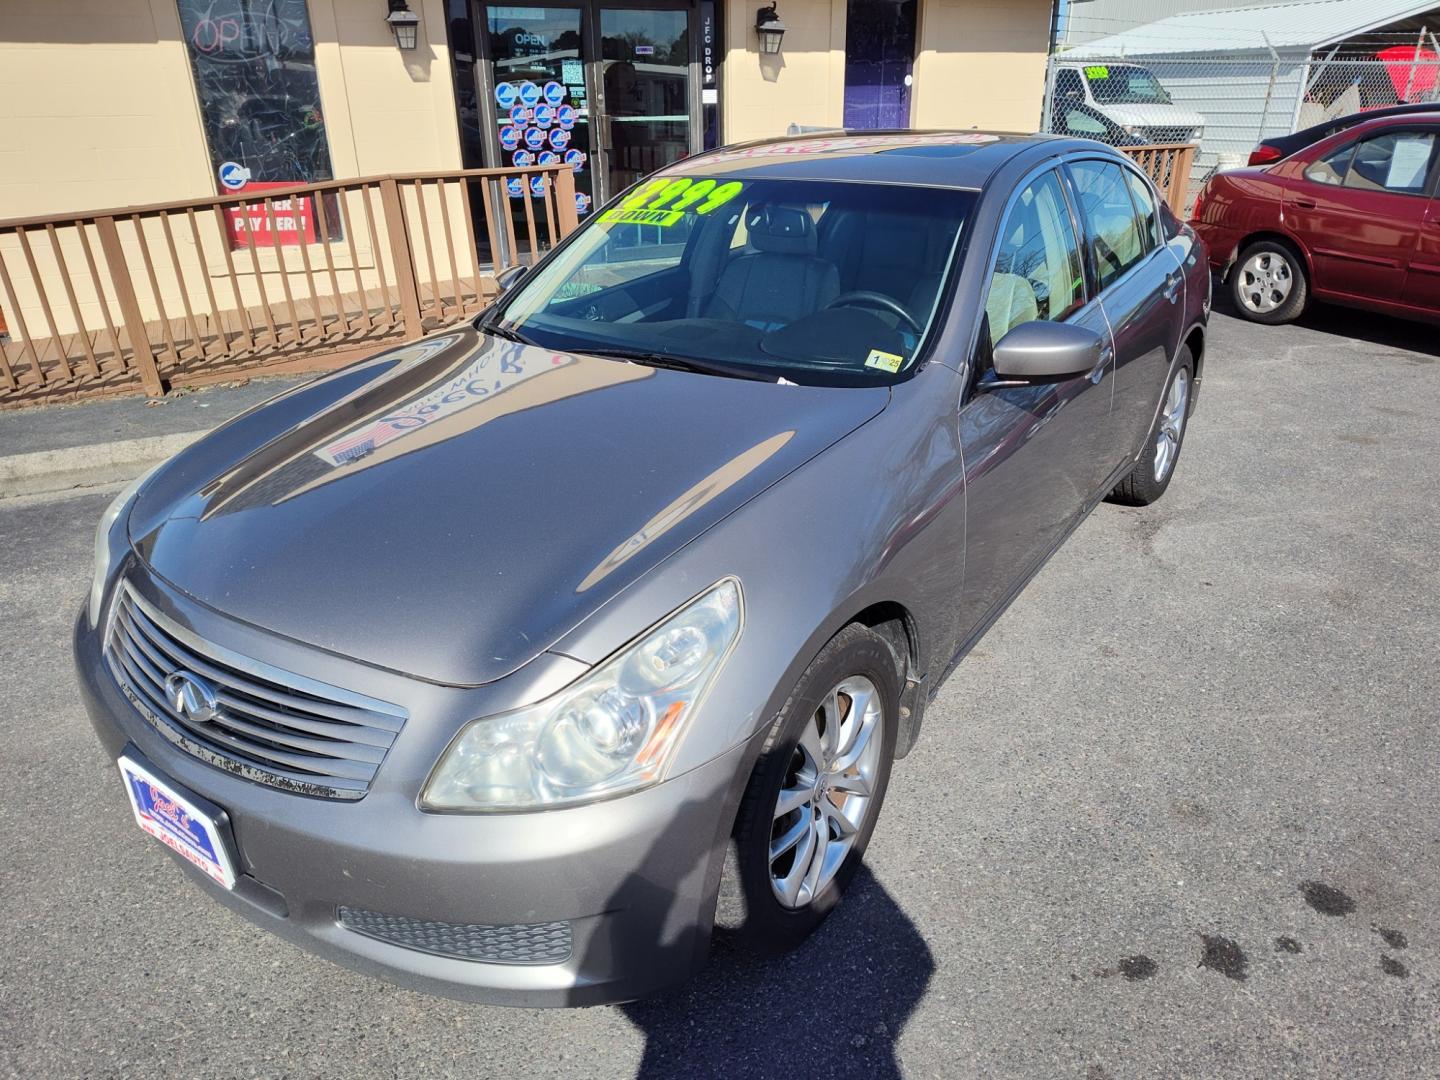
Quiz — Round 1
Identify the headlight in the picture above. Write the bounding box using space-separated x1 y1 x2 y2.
422 579 743 812
88 465 159 627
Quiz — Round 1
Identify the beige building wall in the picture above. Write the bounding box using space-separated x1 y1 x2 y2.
722 0 848 142
910 0 1053 132
0 0 469 340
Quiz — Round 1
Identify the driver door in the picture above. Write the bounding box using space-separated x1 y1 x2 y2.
953 167 1115 646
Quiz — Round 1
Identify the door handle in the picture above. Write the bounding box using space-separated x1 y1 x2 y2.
1292 197 1317 210
1163 274 1182 303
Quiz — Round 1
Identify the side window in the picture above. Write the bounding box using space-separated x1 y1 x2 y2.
1057 69 1085 100
1062 107 1108 138
1344 131 1437 194
1068 159 1146 290
1124 168 1160 249
985 170 1086 348
1305 140 1357 186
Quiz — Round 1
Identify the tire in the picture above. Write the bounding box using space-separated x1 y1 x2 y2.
1108 351 1194 507
1230 238 1308 324
717 623 900 954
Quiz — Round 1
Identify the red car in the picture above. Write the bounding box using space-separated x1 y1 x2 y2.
1191 111 1440 325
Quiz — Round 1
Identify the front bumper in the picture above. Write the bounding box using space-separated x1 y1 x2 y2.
75 605 757 1007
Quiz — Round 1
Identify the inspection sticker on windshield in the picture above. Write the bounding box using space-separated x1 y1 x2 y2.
864 349 904 373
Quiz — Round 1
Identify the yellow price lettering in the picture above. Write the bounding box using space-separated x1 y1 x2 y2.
621 178 669 210
694 181 743 214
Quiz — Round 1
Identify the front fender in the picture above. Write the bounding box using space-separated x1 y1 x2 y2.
548 363 968 777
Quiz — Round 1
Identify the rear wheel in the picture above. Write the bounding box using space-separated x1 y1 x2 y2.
1108 352 1193 507
1231 239 1308 324
717 623 899 953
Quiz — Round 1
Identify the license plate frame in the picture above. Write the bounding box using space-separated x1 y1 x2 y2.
118 755 237 889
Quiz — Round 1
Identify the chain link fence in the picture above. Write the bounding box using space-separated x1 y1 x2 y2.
1042 29 1440 208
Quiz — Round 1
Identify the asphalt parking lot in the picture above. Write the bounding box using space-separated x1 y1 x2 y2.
1 296 1437 1079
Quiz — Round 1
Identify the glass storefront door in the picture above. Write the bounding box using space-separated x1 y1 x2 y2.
450 0 702 245
598 8 693 192
484 5 597 216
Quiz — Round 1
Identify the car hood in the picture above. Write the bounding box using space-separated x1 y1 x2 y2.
1101 103 1206 129
130 328 887 686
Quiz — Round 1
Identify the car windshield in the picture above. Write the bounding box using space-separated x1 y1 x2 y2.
1086 65 1173 105
488 175 975 385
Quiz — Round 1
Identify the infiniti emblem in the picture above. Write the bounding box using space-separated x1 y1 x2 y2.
165 671 220 725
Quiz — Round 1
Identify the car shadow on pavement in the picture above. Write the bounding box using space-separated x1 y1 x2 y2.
1211 284 1440 355
619 865 932 1079
581 778 934 1079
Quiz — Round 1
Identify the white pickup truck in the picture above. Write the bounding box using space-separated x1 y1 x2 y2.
1053 62 1205 145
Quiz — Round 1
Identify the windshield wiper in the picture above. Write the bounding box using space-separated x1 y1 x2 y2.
481 321 537 346
579 347 780 383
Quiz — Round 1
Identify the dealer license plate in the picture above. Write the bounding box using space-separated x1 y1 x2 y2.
118 756 237 889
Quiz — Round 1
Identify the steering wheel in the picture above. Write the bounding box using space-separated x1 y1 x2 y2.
824 290 922 335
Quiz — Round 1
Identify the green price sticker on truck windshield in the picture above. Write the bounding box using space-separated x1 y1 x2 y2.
1084 65 1109 80
599 177 744 227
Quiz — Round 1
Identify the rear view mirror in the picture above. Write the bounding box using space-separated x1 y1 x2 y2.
495 264 528 295
991 321 1103 382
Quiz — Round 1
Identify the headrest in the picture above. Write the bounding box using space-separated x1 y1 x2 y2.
747 206 817 255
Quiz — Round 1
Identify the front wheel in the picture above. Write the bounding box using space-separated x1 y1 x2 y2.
1231 239 1308 324
717 623 900 954
1108 353 1193 507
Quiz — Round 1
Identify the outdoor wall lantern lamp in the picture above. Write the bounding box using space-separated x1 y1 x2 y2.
385 0 421 50
754 4 787 55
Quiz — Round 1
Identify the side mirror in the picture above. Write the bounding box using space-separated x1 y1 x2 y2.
495 264 528 295
991 320 1103 382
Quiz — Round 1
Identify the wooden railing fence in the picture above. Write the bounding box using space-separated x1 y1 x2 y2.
0 165 578 407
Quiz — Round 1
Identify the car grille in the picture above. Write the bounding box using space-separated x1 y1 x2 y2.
104 583 407 800
1139 125 1197 145
337 907 573 965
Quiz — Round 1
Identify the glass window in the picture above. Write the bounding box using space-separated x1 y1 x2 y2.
1124 169 1160 249
487 7 595 223
1344 132 1437 194
1061 107 1109 138
1068 160 1146 290
492 176 975 385
176 0 333 186
1305 140 1357 186
1084 64 1173 105
985 171 1085 348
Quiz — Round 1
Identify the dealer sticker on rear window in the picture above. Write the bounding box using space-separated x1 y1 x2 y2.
864 349 904 373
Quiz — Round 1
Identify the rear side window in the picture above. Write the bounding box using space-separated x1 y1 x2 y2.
1306 131 1438 193
985 170 1086 348
1345 131 1436 194
1124 169 1161 249
1304 141 1356 185
1068 159 1146 289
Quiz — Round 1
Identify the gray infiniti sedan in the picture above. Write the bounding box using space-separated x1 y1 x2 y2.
75 131 1208 1007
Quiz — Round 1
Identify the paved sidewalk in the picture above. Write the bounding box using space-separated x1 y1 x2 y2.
0 375 309 498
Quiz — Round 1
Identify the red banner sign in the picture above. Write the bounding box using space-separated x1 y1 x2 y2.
223 181 319 249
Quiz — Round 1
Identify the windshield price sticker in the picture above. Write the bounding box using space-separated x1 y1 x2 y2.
621 177 745 213
600 207 685 227
1084 65 1110 80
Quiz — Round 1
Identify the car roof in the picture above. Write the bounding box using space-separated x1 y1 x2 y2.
665 130 1089 189
1269 105 1440 152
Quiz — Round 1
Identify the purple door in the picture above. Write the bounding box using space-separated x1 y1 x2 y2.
842 0 917 129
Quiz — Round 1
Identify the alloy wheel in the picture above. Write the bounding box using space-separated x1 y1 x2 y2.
1154 367 1190 482
1238 250 1293 314
768 675 884 909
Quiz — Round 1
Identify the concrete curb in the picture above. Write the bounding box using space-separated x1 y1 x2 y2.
0 430 209 499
